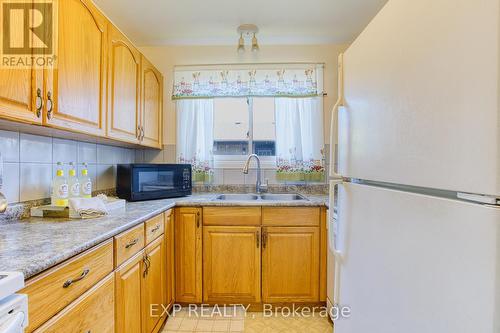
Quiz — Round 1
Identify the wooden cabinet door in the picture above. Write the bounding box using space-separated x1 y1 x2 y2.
107 24 141 144
0 67 42 124
34 273 115 333
115 251 145 333
142 235 166 333
262 227 320 303
140 56 162 148
203 226 261 303
175 207 202 303
0 5 43 127
44 0 106 136
165 210 175 308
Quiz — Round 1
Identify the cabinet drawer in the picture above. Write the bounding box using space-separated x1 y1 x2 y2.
34 273 115 333
22 240 113 332
204 207 261 226
145 214 164 244
262 207 320 226
114 223 145 267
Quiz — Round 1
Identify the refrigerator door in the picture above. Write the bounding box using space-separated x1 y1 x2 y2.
334 183 500 333
338 0 499 196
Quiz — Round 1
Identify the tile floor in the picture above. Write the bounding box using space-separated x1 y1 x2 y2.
161 307 333 333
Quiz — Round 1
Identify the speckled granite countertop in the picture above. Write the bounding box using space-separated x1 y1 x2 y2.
0 193 328 280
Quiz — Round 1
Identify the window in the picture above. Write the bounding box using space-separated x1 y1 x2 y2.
213 98 249 155
176 96 325 183
213 97 276 167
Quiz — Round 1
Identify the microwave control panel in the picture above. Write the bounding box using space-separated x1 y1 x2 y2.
183 169 191 189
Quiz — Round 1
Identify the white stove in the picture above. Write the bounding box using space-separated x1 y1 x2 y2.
0 272 28 333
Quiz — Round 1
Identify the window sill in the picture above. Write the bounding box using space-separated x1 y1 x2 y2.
213 155 276 169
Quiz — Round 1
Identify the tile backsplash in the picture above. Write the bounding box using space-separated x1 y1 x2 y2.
0 130 135 204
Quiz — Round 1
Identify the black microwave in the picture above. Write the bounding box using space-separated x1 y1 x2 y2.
116 164 192 201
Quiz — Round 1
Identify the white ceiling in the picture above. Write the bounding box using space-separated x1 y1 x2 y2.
93 0 388 46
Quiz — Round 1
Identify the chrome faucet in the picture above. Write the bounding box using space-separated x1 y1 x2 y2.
243 154 268 194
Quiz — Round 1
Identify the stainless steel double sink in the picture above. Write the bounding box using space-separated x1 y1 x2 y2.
214 193 308 201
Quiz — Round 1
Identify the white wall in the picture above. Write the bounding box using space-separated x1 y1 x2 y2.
139 44 348 145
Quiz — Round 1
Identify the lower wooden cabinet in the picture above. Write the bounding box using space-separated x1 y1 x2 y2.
262 226 320 303
34 273 115 333
115 235 166 333
143 236 166 333
203 226 261 303
175 207 202 303
22 240 113 332
165 210 175 308
115 251 144 333
25 207 325 333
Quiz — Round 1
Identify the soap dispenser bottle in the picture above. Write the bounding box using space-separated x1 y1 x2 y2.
68 162 80 199
79 163 92 198
52 162 69 207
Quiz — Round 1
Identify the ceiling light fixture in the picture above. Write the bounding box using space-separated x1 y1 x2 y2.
237 33 245 53
237 24 259 53
251 33 259 52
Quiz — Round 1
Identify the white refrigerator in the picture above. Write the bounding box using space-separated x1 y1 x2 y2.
327 0 500 332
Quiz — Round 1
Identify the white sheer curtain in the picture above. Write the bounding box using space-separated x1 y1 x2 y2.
275 97 325 182
176 99 214 184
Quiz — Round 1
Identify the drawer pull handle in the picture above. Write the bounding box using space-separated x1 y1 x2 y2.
125 238 139 249
256 231 260 248
151 225 160 233
63 268 90 288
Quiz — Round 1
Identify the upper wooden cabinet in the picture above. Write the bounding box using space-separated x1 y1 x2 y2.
140 56 163 148
44 0 107 136
175 207 203 303
0 1 163 148
107 24 141 144
0 67 42 124
0 3 43 125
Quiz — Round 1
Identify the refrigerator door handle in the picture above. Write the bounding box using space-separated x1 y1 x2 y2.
329 179 344 257
457 192 500 206
329 53 344 179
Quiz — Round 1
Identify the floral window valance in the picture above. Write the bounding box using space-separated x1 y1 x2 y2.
172 64 324 99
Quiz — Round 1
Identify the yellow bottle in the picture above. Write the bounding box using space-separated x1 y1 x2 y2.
51 162 68 207
79 163 92 198
68 162 80 199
